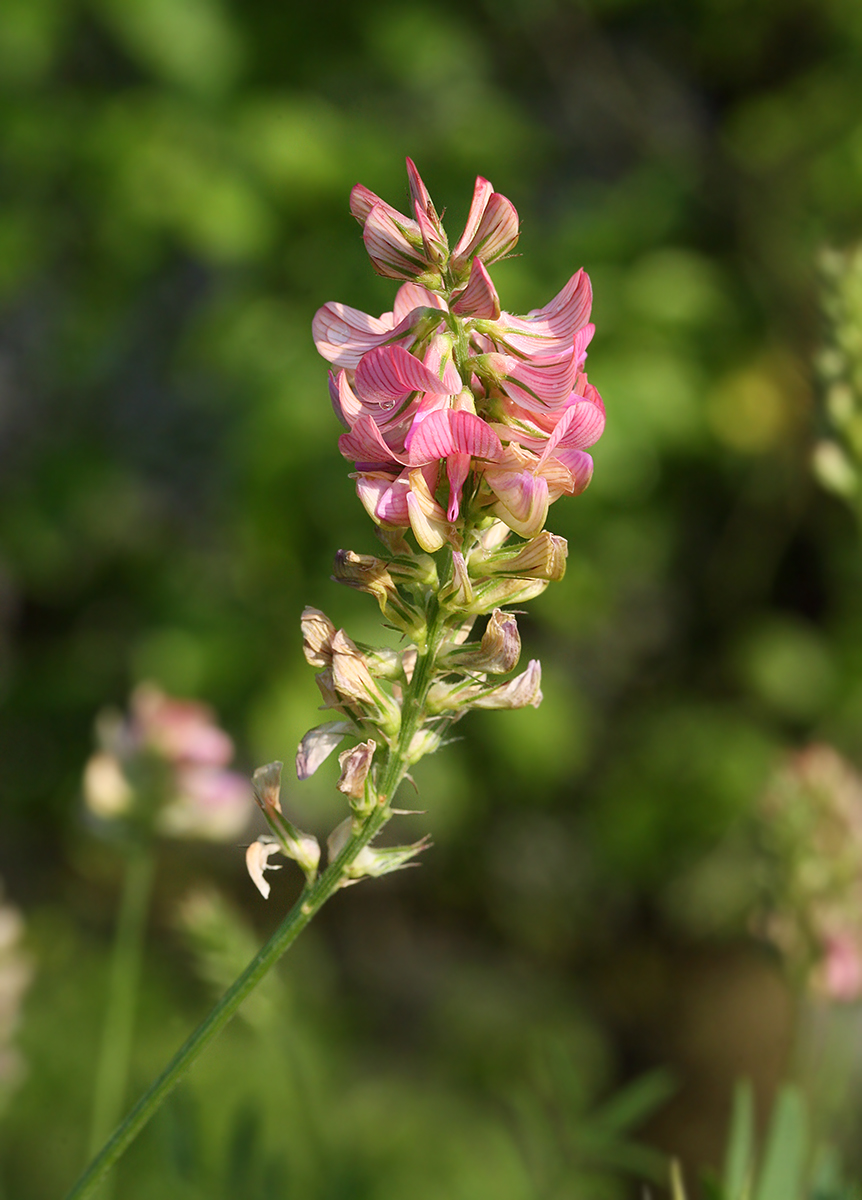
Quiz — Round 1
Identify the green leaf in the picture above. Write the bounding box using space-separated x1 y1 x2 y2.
754 1086 807 1200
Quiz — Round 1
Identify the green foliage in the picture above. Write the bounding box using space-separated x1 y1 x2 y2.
4 0 862 1193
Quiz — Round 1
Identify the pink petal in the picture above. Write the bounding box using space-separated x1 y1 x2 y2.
493 270 593 354
504 350 578 409
406 158 433 212
355 344 459 407
393 282 448 322
313 302 393 369
350 184 417 234
538 397 606 463
363 204 429 280
451 192 519 270
406 410 502 465
484 468 550 537
554 450 594 495
452 259 501 319
451 176 494 261
447 452 471 521
422 334 462 394
354 471 410 526
329 370 363 429
339 415 403 466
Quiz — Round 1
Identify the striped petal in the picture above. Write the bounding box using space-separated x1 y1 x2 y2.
363 203 431 280
503 350 578 410
356 345 459 407
339 415 403 466
452 259 501 319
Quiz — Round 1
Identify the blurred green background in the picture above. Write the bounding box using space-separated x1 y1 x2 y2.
3 0 862 1195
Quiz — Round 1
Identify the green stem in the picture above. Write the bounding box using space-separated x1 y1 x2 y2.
88 840 155 1193
65 611 447 1200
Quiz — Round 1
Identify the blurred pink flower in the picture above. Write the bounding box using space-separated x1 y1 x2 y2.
83 684 253 842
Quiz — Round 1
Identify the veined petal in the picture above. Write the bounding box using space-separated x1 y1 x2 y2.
393 282 448 322
355 344 459 407
339 415 404 466
354 470 411 526
452 259 501 319
296 721 352 780
329 370 363 429
484 467 550 538
538 397 606 464
363 203 430 280
494 269 593 354
422 333 462 393
406 467 450 551
313 302 397 369
350 183 415 231
451 192 519 271
406 409 503 465
503 350 578 409
451 176 494 261
471 660 543 710
555 449 594 495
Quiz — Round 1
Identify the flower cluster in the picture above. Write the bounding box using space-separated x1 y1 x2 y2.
313 159 604 548
83 684 253 841
247 162 604 900
755 744 862 1002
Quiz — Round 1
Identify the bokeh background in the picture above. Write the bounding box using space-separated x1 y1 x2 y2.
3 0 862 1195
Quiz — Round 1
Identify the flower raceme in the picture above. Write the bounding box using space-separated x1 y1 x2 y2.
313 160 604 548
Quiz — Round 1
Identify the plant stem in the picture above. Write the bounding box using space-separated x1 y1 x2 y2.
88 839 155 1197
64 612 447 1200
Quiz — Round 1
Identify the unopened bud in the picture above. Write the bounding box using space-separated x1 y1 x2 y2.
440 550 474 608
406 728 442 764
464 575 550 614
332 550 397 604
327 817 432 883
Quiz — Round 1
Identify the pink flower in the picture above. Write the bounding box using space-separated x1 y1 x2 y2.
313 160 604 542
84 684 254 842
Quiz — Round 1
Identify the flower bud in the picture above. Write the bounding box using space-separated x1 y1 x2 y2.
406 728 443 765
332 550 398 605
439 550 474 609
327 817 432 883
463 575 550 614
